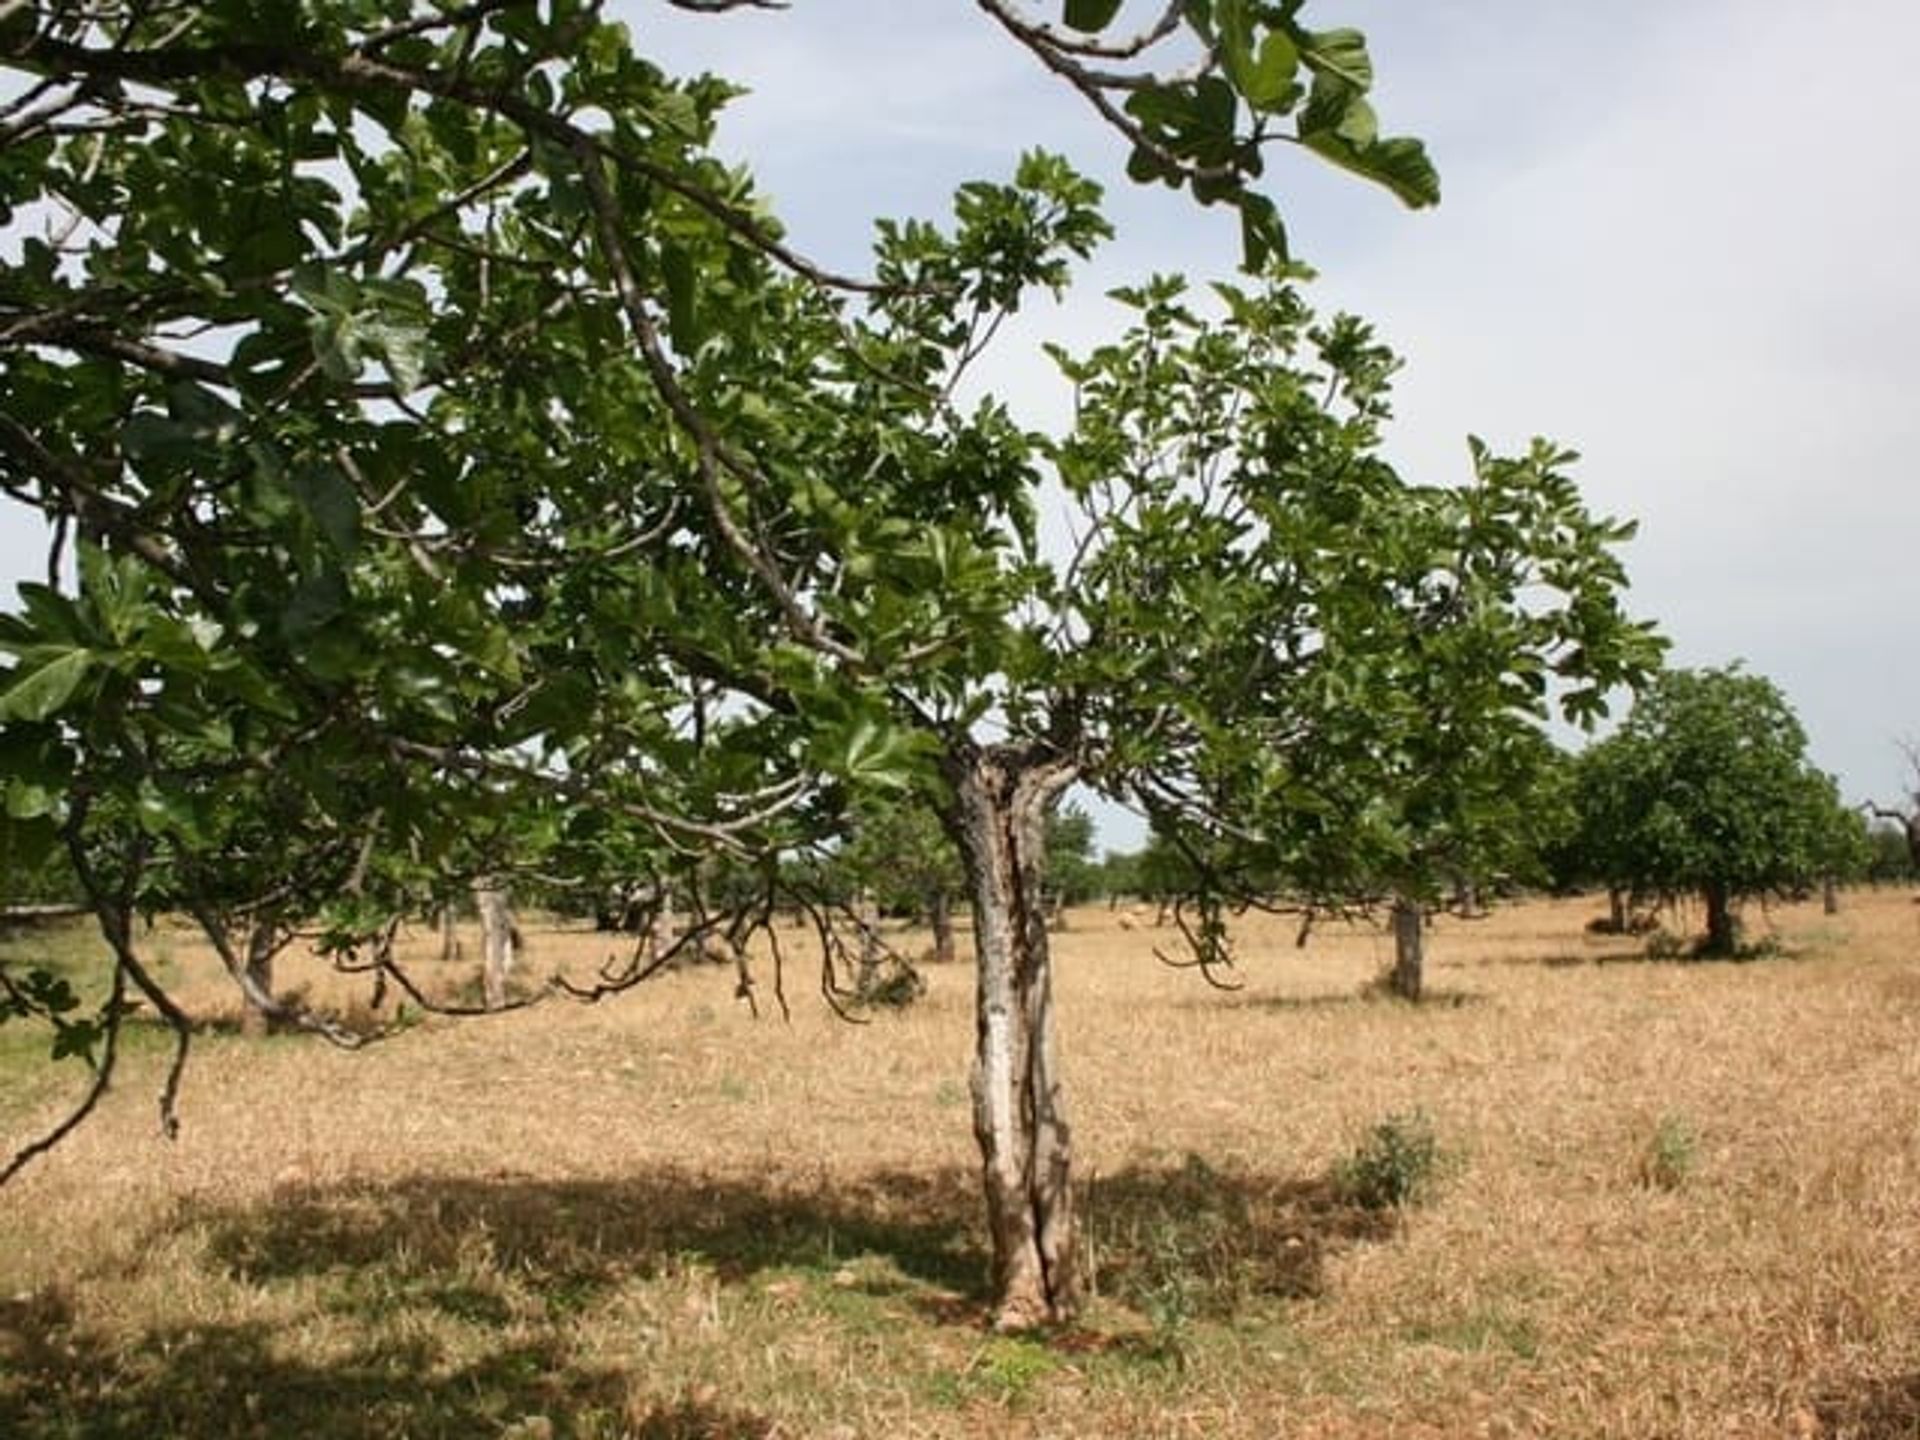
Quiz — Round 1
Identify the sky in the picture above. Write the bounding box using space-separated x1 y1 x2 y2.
631 0 1920 848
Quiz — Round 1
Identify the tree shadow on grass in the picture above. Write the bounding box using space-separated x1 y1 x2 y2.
0 1287 753 1440
0 1160 1400 1437
1181 986 1488 1015
1813 1371 1920 1439
1085 1156 1396 1319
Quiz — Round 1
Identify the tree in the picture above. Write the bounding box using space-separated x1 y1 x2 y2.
1042 802 1100 914
3 1 1661 1334
1867 741 1920 878
1567 667 1855 955
837 797 965 965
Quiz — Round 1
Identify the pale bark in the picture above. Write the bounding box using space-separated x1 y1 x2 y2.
948 744 1079 1330
1389 895 1424 1002
437 903 461 962
237 917 279 1038
476 880 517 1010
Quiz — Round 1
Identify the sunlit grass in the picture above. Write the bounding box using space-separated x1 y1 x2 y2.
2 888 1917 1436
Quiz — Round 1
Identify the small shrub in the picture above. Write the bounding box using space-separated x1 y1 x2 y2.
855 957 926 1010
1644 928 1687 961
1638 1112 1698 1191
1335 1109 1443 1211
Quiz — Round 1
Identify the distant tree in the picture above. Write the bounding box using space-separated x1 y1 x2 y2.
1042 803 1100 913
1568 667 1854 955
839 799 965 964
1867 741 1920 878
1867 820 1919 884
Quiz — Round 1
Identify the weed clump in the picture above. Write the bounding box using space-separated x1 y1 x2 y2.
1637 1112 1698 1191
1334 1109 1445 1211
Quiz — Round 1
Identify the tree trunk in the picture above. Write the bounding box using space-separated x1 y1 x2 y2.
476 880 517 1010
1822 875 1839 915
928 888 956 965
1702 881 1738 956
1608 887 1627 933
438 902 461 962
947 744 1079 1330
855 887 881 992
238 918 279 1037
1389 896 1424 1002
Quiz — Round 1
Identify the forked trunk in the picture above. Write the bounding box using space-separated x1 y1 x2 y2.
948 744 1079 1330
1389 895 1424 1002
476 880 517 1010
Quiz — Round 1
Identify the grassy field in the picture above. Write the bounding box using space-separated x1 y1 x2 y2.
1 890 1917 1438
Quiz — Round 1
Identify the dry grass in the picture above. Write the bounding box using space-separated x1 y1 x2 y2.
3 889 1919 1438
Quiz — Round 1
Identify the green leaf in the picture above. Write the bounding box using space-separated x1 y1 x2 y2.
1063 0 1124 33
1240 32 1302 113
290 462 361 555
1300 27 1374 90
661 241 702 353
1300 131 1440 209
0 648 93 722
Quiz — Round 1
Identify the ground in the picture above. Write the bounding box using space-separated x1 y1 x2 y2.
1 891 1917 1438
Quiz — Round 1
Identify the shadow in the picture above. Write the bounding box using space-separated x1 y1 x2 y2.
1084 1155 1395 1316
1 1159 1401 1436
1813 1371 1920 1439
0 1296 646 1440
1185 986 1487 1015
207 1166 988 1304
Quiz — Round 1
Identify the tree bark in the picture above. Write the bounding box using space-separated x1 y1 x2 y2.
928 887 956 965
1389 895 1424 1002
1822 875 1840 915
1703 880 1738 956
1608 887 1627 934
947 743 1079 1330
437 902 461 962
476 880 517 1010
854 887 881 992
237 917 279 1037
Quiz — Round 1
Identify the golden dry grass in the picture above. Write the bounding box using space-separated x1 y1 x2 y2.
2 889 1918 1438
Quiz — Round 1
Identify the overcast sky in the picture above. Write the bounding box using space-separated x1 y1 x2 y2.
633 0 1920 848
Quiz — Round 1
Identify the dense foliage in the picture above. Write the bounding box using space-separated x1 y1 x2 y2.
1566 667 1863 954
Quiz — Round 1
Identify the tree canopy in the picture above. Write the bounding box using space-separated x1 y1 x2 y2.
0 0 1673 1327
1566 666 1859 955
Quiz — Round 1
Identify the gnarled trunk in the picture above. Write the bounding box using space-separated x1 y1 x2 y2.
1389 895 1424 1002
947 744 1078 1330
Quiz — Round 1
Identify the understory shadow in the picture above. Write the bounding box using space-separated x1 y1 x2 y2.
1814 1371 1920 1439
0 1159 1396 1437
1185 986 1487 1015
1084 1156 1395 1315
